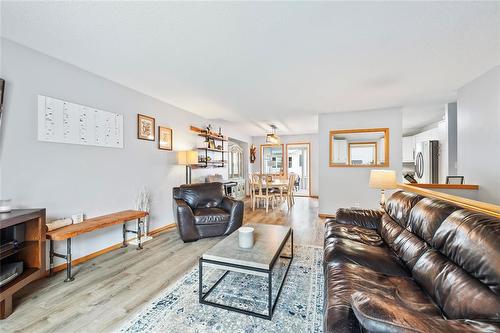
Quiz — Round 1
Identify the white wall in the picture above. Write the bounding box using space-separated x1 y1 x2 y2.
457 65 500 204
0 39 250 267
318 108 402 214
250 134 319 196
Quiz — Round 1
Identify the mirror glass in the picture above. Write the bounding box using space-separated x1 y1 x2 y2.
228 144 243 178
330 128 389 167
261 144 284 174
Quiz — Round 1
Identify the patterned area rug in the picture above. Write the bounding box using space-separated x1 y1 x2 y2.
120 245 324 333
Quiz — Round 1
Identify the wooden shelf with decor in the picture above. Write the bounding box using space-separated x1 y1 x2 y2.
197 147 228 153
191 125 228 168
0 209 46 319
190 126 228 141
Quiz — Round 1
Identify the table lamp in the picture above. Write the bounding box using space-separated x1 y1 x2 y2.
369 170 397 209
178 151 198 184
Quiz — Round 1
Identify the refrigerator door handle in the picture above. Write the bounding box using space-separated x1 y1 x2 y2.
416 152 424 179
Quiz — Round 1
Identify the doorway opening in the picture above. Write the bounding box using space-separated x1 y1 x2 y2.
286 143 311 196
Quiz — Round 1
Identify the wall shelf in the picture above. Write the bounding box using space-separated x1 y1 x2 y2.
197 133 228 141
191 125 227 168
197 147 228 153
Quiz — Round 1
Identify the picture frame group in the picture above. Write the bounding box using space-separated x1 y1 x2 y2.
137 114 172 150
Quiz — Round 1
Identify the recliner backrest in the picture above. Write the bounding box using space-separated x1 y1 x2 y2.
381 192 500 321
411 210 500 321
384 191 423 227
177 182 224 210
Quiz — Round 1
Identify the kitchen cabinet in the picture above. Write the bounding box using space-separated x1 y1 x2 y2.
402 136 416 163
332 139 348 164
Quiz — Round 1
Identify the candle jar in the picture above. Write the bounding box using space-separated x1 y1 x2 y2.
238 227 254 249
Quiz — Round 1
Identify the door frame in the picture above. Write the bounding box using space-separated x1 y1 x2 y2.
285 142 311 197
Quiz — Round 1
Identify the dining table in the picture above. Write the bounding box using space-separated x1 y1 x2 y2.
251 176 289 201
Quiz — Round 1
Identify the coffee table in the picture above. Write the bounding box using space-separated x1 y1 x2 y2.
199 224 293 320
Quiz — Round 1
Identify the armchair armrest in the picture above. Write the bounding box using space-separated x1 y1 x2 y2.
221 197 244 235
335 208 383 230
351 291 500 333
173 199 199 242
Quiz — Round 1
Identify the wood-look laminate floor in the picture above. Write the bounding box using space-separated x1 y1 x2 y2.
2 197 325 333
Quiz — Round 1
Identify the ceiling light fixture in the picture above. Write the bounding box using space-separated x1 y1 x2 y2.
266 124 280 144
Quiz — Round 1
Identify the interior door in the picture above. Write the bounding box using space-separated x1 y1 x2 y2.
286 143 310 196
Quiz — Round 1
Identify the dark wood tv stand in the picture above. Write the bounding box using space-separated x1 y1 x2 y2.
0 209 46 319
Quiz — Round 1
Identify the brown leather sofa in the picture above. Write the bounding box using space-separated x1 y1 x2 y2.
324 191 500 333
173 182 244 242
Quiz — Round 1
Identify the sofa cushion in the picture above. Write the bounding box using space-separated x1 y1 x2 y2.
432 210 500 295
391 228 429 270
384 191 423 227
350 291 500 333
180 182 224 209
324 237 408 276
325 263 440 333
194 208 230 225
335 208 383 230
412 250 500 321
378 213 405 247
407 197 458 243
325 221 383 246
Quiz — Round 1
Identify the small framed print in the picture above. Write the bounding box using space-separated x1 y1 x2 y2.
137 114 155 141
158 126 173 150
208 138 216 149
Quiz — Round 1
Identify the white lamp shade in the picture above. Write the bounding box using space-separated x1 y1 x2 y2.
177 151 198 165
369 170 397 189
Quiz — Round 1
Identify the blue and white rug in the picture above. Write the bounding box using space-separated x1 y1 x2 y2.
120 245 324 333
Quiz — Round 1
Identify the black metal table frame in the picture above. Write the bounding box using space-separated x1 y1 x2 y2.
49 217 145 282
199 229 293 320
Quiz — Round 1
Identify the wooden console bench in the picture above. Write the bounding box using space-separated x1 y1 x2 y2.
46 210 148 282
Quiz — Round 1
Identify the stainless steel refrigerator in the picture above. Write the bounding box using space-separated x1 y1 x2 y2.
415 140 439 184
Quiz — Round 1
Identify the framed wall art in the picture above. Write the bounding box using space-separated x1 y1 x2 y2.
137 114 155 141
158 126 173 150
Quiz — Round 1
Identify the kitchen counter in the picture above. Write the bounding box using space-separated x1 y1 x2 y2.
404 183 479 200
406 183 479 190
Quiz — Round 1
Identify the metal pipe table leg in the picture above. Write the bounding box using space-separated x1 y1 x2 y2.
64 238 75 282
49 240 54 276
121 223 128 248
136 218 143 250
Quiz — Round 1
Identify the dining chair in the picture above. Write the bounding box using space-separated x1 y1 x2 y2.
286 174 296 209
253 174 276 213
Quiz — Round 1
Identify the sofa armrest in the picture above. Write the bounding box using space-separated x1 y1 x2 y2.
173 199 199 242
351 291 500 333
335 208 383 230
221 197 244 235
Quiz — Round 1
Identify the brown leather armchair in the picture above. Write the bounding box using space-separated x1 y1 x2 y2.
173 182 244 242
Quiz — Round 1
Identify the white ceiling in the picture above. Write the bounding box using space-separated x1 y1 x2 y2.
2 1 499 135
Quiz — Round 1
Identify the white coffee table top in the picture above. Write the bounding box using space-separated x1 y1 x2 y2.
202 224 291 270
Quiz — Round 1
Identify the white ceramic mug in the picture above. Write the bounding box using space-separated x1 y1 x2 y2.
238 227 254 249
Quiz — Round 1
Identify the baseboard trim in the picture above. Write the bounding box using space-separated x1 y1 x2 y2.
318 213 335 219
51 223 177 273
149 223 177 236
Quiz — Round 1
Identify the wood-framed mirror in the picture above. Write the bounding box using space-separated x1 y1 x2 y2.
260 144 285 175
329 128 389 167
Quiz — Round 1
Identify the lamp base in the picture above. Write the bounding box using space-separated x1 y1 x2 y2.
379 189 386 210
